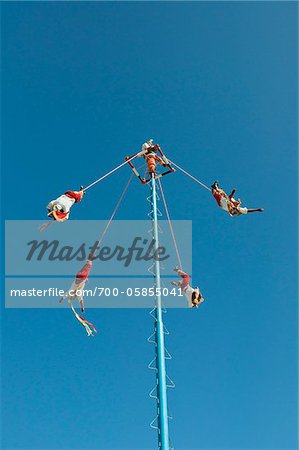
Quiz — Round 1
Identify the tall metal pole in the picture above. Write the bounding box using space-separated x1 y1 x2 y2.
151 174 170 450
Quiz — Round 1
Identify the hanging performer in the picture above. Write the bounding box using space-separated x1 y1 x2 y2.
57 174 133 335
171 267 204 308
47 187 85 221
59 256 97 336
125 139 175 184
211 181 264 216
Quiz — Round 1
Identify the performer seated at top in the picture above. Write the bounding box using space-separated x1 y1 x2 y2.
142 139 166 177
211 181 264 216
125 139 174 184
141 139 155 155
47 187 84 221
171 267 204 308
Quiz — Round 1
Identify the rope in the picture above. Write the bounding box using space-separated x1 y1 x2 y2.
157 178 183 270
169 160 211 192
83 152 141 192
89 172 134 258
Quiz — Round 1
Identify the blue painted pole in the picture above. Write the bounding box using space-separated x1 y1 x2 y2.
151 174 170 450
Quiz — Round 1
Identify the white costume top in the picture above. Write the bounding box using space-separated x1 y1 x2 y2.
47 194 75 213
183 285 200 308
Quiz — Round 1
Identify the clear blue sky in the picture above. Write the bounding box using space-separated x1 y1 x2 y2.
1 2 298 449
